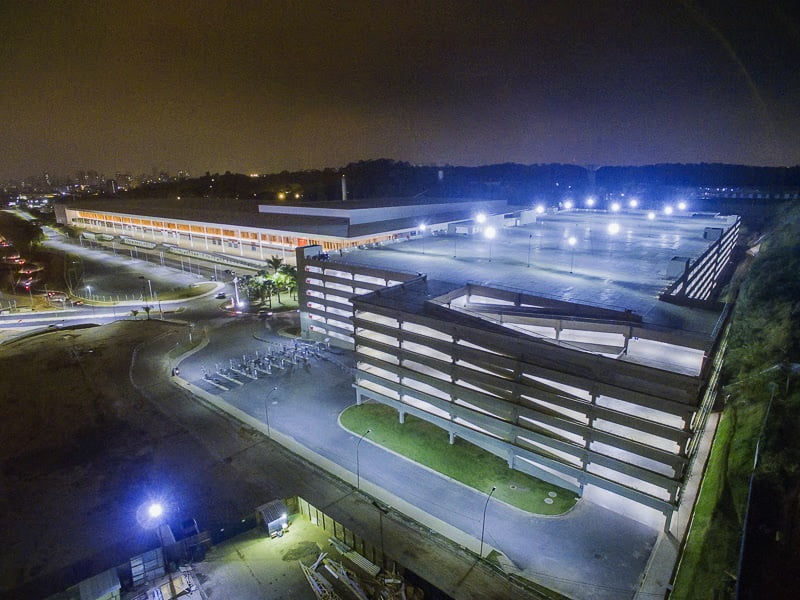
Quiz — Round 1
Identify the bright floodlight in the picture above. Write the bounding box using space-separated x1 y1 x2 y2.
564 200 574 209
663 205 674 215
647 211 656 220
568 236 577 246
535 204 545 214
607 222 620 235
148 502 163 519
629 199 639 208
475 213 487 224
419 223 427 231
484 226 496 240
586 197 595 207
610 202 621 212
677 201 687 210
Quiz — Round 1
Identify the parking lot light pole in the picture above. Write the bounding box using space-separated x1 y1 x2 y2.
265 386 278 437
356 428 372 491
479 486 497 558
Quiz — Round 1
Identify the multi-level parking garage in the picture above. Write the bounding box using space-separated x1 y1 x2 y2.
295 208 739 526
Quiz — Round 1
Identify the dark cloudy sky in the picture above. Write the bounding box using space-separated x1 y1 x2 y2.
1 1 798 179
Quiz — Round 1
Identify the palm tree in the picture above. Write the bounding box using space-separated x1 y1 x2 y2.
278 264 298 299
267 255 284 274
130 309 139 320
142 305 152 320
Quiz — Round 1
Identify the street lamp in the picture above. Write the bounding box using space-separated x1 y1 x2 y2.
607 222 620 258
265 386 278 437
484 226 496 262
418 224 427 254
568 236 577 273
356 428 372 491
146 502 177 597
479 486 497 558
527 233 532 268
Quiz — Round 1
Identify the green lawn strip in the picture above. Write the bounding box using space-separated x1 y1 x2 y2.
341 402 578 515
671 402 764 598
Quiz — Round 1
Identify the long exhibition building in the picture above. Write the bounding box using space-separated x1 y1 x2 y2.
58 196 740 525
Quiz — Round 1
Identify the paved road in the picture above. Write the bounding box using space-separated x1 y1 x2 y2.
178 317 658 600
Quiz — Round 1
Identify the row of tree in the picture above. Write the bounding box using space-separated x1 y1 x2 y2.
242 256 298 308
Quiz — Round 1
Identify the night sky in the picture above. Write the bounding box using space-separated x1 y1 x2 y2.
1 1 798 179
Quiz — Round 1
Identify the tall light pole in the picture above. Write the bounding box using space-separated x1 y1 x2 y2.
418 224 427 254
265 386 278 437
527 233 532 268
356 428 372 491
147 502 177 598
484 227 496 262
568 236 577 273
479 485 497 558
147 279 154 302
607 222 620 258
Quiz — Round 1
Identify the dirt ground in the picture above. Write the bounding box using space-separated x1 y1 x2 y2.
0 321 188 596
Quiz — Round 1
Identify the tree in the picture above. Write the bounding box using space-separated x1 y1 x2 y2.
130 309 139 320
278 263 298 299
142 305 152 320
267 255 284 273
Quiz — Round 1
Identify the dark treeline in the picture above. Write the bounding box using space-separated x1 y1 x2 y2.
113 159 800 204
597 163 800 189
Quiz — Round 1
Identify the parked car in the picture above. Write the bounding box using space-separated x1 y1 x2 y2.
215 291 226 299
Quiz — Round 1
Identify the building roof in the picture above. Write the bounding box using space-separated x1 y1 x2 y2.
66 196 507 239
337 210 735 336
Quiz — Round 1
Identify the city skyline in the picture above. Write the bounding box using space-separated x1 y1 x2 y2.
1 1 798 180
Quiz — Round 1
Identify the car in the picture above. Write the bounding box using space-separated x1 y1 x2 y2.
215 291 227 299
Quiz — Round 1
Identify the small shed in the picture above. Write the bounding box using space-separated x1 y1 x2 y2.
256 499 289 537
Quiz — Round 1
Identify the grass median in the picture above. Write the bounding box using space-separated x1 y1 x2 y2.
340 402 578 515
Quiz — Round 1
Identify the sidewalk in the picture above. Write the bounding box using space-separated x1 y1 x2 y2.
635 412 721 599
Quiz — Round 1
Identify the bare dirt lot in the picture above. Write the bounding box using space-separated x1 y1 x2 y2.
0 320 279 598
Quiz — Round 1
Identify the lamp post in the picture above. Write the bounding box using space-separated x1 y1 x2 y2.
527 233 532 268
147 279 154 302
607 222 620 258
265 386 278 437
86 285 95 316
568 236 577 273
356 428 372 491
147 502 177 597
372 500 389 568
484 227 496 262
479 486 497 558
418 224 426 254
